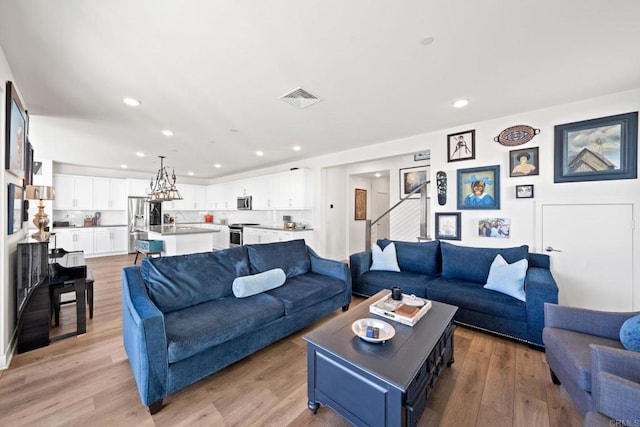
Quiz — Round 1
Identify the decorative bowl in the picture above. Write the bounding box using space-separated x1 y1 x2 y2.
352 318 395 343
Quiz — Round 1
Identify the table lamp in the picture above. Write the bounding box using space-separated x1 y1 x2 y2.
25 185 56 242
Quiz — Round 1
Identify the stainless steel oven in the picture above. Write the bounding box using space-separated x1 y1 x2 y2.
229 223 259 247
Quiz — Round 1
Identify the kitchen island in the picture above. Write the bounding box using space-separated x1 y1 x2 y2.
147 225 220 256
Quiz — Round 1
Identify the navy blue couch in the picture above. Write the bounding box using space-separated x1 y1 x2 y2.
350 239 558 347
122 239 351 413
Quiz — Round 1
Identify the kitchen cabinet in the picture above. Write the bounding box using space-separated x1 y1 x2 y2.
164 184 207 210
243 227 313 247
53 228 94 254
53 175 94 210
93 178 126 210
94 227 128 254
279 169 312 209
197 224 229 249
126 179 150 197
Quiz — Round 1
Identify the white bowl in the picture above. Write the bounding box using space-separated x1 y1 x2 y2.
352 318 396 343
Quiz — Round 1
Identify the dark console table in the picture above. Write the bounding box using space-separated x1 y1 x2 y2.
303 290 457 427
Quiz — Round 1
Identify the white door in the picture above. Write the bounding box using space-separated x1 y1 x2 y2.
541 203 633 311
374 191 390 242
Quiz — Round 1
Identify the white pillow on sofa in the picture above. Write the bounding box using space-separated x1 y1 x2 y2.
232 268 286 298
370 242 401 272
483 254 528 302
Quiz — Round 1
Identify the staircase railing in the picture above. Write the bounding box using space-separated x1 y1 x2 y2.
365 180 431 250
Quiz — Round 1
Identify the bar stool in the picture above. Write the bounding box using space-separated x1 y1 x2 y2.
50 270 94 327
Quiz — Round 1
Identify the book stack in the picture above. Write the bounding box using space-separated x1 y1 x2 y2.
369 292 432 327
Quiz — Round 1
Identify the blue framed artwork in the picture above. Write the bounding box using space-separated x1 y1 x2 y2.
554 112 638 183
457 165 500 210
8 183 23 235
4 81 28 180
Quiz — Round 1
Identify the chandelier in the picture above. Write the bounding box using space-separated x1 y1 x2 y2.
148 155 182 201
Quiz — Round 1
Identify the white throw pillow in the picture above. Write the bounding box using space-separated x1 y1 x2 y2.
232 268 286 298
370 242 401 272
483 254 528 302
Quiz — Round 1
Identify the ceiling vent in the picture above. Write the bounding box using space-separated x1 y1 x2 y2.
280 87 322 109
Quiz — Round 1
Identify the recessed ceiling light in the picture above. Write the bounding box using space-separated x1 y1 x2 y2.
120 164 128 169
162 130 174 137
256 151 264 156
375 173 381 178
136 152 145 157
123 97 141 107
188 172 194 176
293 145 301 151
452 99 470 108
214 163 221 168
420 36 435 46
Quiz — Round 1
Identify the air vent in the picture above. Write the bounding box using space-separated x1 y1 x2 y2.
280 87 322 109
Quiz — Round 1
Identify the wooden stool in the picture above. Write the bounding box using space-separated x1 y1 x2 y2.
51 270 94 327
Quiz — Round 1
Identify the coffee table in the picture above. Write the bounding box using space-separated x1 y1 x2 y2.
303 290 457 427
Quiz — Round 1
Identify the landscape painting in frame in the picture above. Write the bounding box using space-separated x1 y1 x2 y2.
4 81 28 180
554 112 638 183
478 217 510 238
456 165 500 210
399 166 429 199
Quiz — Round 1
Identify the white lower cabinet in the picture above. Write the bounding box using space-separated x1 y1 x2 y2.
242 228 313 246
53 228 95 254
197 224 230 250
94 227 128 254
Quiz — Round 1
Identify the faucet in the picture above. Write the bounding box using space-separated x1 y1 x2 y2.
174 212 184 227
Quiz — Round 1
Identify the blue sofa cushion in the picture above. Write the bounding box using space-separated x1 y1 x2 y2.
361 270 433 298
232 268 286 298
247 239 310 278
620 314 640 352
141 246 251 313
164 293 285 363
378 239 441 275
426 277 526 321
266 272 345 315
440 241 529 284
483 254 528 302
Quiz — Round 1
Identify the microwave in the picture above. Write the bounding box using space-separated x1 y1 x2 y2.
237 196 252 210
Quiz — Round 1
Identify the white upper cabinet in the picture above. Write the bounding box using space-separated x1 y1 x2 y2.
126 179 150 197
93 178 126 210
53 175 94 210
163 184 206 210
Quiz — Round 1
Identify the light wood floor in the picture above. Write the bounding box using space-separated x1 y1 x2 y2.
0 254 583 426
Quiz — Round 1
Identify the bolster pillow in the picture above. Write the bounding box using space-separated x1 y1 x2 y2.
232 268 286 298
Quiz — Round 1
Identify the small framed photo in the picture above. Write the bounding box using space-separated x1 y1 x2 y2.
478 218 510 238
354 188 367 220
457 165 500 210
8 183 23 235
554 112 638 183
413 151 430 161
435 212 461 240
447 129 475 162
399 166 429 199
515 184 534 199
510 147 539 177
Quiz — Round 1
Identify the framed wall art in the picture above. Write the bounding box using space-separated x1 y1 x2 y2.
516 184 534 199
5 81 28 180
435 212 461 240
554 112 638 183
456 165 500 210
8 183 23 235
354 188 367 220
447 129 475 162
399 166 429 199
510 147 539 177
478 218 510 238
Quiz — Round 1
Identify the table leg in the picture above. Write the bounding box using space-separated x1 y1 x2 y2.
75 278 86 335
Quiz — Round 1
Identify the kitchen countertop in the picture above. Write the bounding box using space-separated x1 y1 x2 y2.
52 224 127 229
245 225 313 232
147 225 220 236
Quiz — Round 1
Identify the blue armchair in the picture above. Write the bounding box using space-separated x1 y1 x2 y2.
543 303 640 422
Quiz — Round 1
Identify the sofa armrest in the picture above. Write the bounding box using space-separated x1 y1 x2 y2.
349 250 372 291
544 304 638 340
307 247 352 303
121 267 168 406
590 344 640 423
524 267 558 345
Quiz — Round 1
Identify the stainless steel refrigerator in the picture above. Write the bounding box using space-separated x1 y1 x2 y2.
128 197 148 253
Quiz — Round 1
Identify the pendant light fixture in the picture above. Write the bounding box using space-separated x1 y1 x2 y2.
148 155 182 201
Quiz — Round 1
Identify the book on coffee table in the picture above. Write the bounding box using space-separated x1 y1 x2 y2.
369 292 432 326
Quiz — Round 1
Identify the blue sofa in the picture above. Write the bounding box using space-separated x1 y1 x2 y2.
350 239 558 346
122 239 351 413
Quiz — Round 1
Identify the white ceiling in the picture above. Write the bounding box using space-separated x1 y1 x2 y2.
1 0 639 179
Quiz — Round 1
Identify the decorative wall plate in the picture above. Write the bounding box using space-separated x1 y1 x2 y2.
494 125 540 146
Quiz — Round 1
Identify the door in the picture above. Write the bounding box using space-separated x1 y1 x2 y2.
374 191 390 242
541 203 633 311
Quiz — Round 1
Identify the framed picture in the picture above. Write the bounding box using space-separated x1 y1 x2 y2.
435 212 461 240
554 112 638 183
354 188 367 220
8 183 23 235
516 184 534 199
447 129 475 162
24 140 34 186
4 81 28 180
478 218 510 238
399 166 429 199
413 151 430 161
457 165 500 210
510 147 539 177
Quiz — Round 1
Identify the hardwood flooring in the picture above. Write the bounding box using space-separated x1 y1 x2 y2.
0 254 583 426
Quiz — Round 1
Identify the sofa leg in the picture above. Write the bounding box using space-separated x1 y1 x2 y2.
342 304 350 311
549 369 561 385
148 399 163 414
